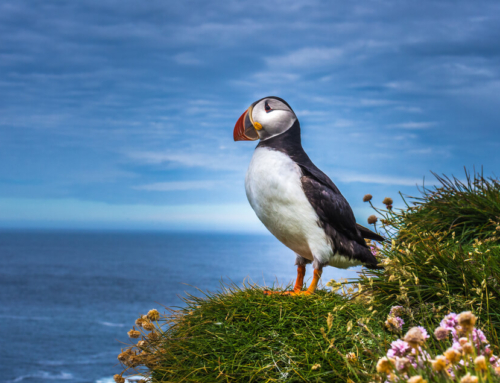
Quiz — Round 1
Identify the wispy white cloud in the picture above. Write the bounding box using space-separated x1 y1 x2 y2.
337 172 423 186
389 122 437 129
133 181 218 191
174 52 202 66
126 150 248 171
265 47 344 68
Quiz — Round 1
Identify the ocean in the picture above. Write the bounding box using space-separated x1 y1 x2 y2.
0 230 362 383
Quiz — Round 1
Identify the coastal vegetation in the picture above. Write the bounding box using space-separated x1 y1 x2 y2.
115 169 500 382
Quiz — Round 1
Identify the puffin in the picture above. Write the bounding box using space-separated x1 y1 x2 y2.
233 96 384 295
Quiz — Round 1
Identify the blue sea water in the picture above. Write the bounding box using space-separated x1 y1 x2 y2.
0 230 361 383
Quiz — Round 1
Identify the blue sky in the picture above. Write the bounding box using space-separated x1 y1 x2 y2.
1 0 500 231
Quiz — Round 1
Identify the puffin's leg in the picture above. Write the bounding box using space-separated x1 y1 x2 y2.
293 265 306 293
291 266 323 296
293 255 311 293
303 268 322 295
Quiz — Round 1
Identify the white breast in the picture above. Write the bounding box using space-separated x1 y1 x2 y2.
245 147 332 264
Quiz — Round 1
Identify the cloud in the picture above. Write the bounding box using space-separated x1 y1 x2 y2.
174 52 202 66
133 181 218 191
389 122 437 129
126 151 248 171
337 172 423 186
265 47 345 68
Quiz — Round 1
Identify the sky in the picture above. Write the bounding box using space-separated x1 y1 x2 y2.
1 0 500 232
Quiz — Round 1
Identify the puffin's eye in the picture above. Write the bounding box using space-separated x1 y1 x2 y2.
265 101 272 112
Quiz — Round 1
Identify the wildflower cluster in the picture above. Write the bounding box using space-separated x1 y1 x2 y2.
385 305 405 333
114 309 163 383
376 311 500 382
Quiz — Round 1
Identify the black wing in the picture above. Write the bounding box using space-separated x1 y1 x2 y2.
298 164 382 266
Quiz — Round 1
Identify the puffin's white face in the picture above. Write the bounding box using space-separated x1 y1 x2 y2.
233 97 297 141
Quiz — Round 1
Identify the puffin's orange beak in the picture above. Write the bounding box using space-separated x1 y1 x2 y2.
233 107 259 141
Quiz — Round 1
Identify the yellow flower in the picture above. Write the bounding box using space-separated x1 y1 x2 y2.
147 309 160 321
327 313 334 330
113 375 125 383
407 375 427 383
495 366 500 376
346 352 357 363
311 363 321 370
474 355 487 371
127 328 141 339
460 373 478 383
376 357 394 373
404 327 425 348
148 331 159 341
462 342 473 355
117 350 130 363
135 317 145 327
457 311 477 332
431 355 447 372
444 348 461 364
142 321 154 331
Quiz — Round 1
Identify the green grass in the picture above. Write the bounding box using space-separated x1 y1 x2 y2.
147 283 384 382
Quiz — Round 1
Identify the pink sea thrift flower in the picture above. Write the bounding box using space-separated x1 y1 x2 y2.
440 313 458 331
417 326 430 340
407 347 431 369
387 340 411 358
472 328 487 345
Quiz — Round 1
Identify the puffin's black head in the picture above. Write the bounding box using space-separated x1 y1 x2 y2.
233 96 297 141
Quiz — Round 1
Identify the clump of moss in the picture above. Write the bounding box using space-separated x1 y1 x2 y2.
118 283 386 382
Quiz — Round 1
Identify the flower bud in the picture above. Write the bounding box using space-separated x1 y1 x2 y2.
147 309 160 321
135 317 145 327
407 375 426 383
434 326 449 340
383 197 393 205
127 328 141 339
457 311 477 331
474 355 487 371
462 342 473 354
363 194 373 202
117 351 129 363
346 352 357 363
113 375 125 383
444 348 461 364
431 355 447 371
142 321 155 331
404 327 425 348
376 357 394 373
368 215 378 224
460 373 478 383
